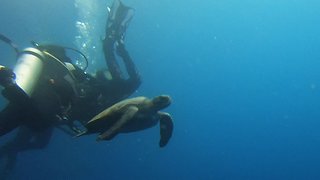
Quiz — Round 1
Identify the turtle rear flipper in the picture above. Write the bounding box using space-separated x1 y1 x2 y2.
158 112 173 148
97 106 138 141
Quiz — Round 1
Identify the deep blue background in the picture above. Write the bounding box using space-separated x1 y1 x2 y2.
1 0 320 179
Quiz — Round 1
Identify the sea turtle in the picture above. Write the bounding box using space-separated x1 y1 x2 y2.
77 95 173 147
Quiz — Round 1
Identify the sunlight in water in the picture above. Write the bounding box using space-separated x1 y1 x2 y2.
74 0 106 73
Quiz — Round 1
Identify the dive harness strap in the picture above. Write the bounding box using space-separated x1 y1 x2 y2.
0 33 19 54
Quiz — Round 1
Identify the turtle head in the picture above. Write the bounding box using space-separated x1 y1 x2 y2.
152 95 171 110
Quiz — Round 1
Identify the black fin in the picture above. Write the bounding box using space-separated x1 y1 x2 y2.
105 0 135 41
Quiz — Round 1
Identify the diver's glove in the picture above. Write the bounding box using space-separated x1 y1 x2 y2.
0 65 16 87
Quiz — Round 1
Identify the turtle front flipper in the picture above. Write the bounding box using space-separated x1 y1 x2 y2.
158 112 173 148
97 106 139 141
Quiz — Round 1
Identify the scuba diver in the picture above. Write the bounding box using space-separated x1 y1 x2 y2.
70 0 141 124
0 0 140 178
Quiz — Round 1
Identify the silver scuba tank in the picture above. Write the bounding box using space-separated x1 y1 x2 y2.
13 48 45 97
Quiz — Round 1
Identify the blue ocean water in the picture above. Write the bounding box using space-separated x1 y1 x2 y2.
1 0 320 179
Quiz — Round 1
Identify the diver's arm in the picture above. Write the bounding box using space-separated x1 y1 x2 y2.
0 66 30 105
2 84 30 106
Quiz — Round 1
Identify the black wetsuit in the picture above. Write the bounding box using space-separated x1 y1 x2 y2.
71 0 140 124
0 83 61 179
101 0 140 105
0 82 59 135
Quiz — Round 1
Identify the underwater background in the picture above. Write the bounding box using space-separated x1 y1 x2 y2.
1 0 320 179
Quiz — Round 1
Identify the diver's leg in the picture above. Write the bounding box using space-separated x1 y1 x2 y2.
0 126 53 178
0 75 30 178
0 126 33 179
2 122 54 152
103 0 135 81
103 38 122 81
0 125 53 178
0 127 34 155
0 104 21 137
116 42 140 83
103 0 125 81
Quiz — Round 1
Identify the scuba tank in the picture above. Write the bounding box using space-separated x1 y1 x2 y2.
13 48 45 97
0 34 88 98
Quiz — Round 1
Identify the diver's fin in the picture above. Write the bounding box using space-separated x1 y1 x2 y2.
105 0 135 41
108 0 134 23
97 106 138 141
158 112 174 148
